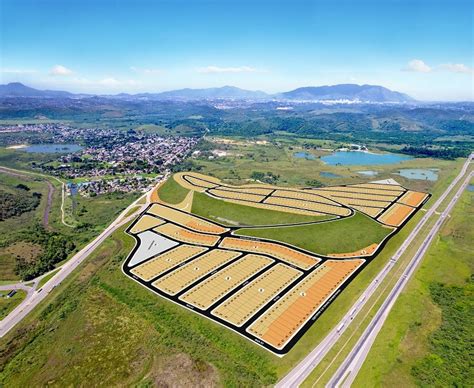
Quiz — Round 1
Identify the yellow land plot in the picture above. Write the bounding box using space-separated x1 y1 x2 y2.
208 188 265 203
148 203 228 234
272 189 341 206
350 205 385 218
247 259 364 349
328 243 379 258
174 172 220 191
315 190 397 202
153 249 241 295
219 186 273 196
317 186 401 197
351 183 405 192
344 198 391 208
154 223 221 246
397 190 428 207
179 254 273 310
212 263 302 326
264 196 350 216
378 203 415 227
219 237 319 270
131 245 208 281
129 214 165 234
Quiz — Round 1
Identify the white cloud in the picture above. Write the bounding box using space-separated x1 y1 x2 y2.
438 63 473 74
130 66 162 75
197 65 262 74
404 59 473 75
404 59 432 73
1 68 37 74
49 65 74 76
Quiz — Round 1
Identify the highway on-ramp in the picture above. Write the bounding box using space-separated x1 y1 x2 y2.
276 154 472 388
0 194 148 338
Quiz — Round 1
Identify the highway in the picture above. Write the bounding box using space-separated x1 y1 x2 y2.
0 193 148 338
327 167 473 387
276 154 472 388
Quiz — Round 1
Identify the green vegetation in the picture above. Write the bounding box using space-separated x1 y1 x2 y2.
250 171 280 184
15 224 75 280
37 268 61 289
354 184 473 387
157 176 189 204
0 188 41 221
411 281 472 386
192 191 329 226
236 212 392 255
0 225 277 386
0 290 27 320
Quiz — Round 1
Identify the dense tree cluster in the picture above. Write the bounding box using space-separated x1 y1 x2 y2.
0 187 41 221
14 224 76 280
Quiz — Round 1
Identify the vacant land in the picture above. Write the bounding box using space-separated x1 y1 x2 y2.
157 176 190 204
0 290 27 320
354 183 473 387
236 213 392 255
192 191 329 226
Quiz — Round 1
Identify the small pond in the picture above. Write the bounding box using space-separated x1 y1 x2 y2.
24 143 83 153
321 151 412 166
466 184 474 192
320 172 342 178
294 151 316 160
396 169 438 181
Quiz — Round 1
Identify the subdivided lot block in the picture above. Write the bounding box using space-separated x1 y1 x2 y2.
350 183 405 192
179 254 273 310
212 263 302 326
148 203 228 234
378 203 416 227
153 249 242 295
314 190 398 202
129 214 165 234
350 205 385 218
272 190 341 205
154 223 221 246
264 196 350 216
219 186 273 196
175 173 220 191
208 188 266 203
316 186 403 197
131 245 208 281
247 259 364 349
219 237 320 270
397 190 428 207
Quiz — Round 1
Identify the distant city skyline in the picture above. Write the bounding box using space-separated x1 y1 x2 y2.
1 0 472 101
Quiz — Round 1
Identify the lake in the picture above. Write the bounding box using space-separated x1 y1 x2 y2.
294 151 316 160
24 143 83 153
396 169 438 181
321 151 412 166
320 172 341 178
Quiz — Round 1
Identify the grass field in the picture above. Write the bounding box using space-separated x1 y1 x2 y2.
157 176 190 204
0 290 27 320
236 212 392 255
353 183 473 387
0 224 277 386
191 191 330 226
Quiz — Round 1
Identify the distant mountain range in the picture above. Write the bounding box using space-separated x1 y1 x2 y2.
0 82 415 103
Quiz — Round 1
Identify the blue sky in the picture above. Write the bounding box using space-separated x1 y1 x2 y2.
1 0 472 100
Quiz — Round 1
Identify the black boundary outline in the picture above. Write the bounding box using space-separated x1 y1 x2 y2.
122 180 431 356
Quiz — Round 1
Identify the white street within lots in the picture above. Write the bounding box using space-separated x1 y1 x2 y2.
0 193 148 338
276 154 472 388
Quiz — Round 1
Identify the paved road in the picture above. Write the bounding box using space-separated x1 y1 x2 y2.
0 194 147 338
276 154 472 388
327 167 473 387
